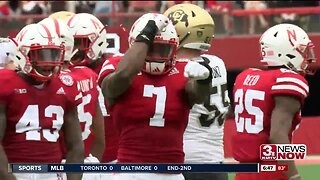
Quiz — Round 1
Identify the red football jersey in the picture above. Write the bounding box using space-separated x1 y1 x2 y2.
98 58 190 163
94 54 123 162
232 68 309 162
60 66 100 157
0 69 78 163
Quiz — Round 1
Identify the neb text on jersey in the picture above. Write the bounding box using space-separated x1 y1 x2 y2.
243 75 260 86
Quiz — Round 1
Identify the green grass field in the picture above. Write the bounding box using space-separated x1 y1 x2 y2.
227 164 320 180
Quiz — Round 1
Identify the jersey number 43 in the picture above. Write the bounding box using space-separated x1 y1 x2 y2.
16 105 64 142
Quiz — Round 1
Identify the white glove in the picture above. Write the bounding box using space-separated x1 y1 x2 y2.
84 154 100 163
184 60 211 80
153 13 169 31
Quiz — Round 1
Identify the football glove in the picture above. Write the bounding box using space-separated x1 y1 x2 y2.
135 14 169 47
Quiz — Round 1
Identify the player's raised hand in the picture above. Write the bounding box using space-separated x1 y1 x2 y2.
184 57 213 83
135 14 169 47
153 14 169 32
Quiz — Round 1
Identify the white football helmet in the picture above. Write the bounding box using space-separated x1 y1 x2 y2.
13 23 65 82
260 23 316 74
66 13 108 65
49 11 75 23
129 13 179 75
38 17 74 62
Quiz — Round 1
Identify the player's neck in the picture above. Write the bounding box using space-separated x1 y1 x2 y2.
266 66 287 70
17 71 47 86
176 48 201 60
87 56 102 70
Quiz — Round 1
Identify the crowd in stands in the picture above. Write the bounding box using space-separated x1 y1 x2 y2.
0 1 319 35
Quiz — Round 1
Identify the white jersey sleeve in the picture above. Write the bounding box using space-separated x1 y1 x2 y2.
183 54 230 163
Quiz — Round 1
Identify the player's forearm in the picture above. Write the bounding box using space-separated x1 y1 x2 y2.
66 143 84 180
116 42 148 79
90 137 105 161
65 142 84 164
185 79 211 106
66 172 82 180
269 133 298 178
90 105 105 161
103 43 148 99
270 96 300 178
0 145 15 180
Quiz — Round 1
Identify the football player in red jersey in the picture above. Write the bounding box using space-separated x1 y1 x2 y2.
232 23 316 180
58 12 122 165
98 13 213 180
39 16 105 163
0 23 84 180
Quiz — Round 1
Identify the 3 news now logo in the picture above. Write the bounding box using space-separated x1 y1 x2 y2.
260 144 307 161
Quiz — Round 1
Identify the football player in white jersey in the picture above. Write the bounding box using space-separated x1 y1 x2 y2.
164 3 229 180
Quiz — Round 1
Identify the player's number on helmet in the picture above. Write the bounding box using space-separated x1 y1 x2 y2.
234 89 265 134
16 105 64 142
199 83 229 127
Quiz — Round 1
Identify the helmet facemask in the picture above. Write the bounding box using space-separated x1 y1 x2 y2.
70 26 108 66
294 42 317 75
128 13 179 76
143 39 177 75
21 45 64 82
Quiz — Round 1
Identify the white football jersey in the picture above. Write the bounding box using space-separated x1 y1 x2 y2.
183 54 230 163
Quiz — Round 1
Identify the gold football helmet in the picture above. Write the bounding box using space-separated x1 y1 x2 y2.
49 11 75 23
164 3 215 51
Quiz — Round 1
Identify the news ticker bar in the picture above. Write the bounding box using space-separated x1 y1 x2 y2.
10 164 261 173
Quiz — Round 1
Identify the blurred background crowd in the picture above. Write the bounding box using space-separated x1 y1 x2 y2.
1 1 320 37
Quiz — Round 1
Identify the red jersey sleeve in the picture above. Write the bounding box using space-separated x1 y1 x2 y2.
97 55 122 86
270 69 309 103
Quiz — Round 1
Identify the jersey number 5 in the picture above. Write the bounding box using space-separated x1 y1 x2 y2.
234 89 265 134
143 85 166 127
75 92 93 140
